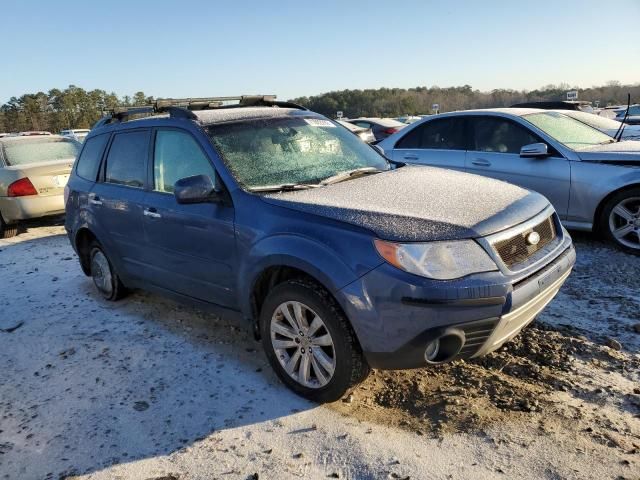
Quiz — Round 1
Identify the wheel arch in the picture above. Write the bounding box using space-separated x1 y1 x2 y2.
593 182 640 233
74 227 98 276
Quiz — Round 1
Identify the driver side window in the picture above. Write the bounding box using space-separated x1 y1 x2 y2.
471 117 538 154
154 129 215 193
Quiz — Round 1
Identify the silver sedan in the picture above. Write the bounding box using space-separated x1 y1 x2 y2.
0 135 79 238
378 108 640 253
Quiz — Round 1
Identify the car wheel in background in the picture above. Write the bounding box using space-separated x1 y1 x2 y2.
0 215 18 239
260 279 370 403
601 188 640 254
89 241 128 300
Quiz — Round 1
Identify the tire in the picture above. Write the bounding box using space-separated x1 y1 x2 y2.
600 188 640 255
260 279 370 403
89 241 127 301
0 215 18 239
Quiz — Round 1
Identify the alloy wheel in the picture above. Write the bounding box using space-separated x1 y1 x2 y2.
270 301 336 389
608 196 640 250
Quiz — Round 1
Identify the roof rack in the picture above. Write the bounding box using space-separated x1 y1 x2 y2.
92 95 308 129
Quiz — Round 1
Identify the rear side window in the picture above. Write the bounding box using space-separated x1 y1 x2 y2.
396 118 466 150
153 130 215 193
104 130 149 188
76 134 109 181
471 117 538 154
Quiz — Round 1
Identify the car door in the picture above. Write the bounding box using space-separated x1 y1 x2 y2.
141 127 236 308
389 117 467 170
464 116 570 218
89 129 150 279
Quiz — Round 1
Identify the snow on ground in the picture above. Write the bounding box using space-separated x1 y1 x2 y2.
0 224 639 480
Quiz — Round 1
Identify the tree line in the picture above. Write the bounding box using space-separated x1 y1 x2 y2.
1 81 638 133
0 86 154 134
290 81 640 118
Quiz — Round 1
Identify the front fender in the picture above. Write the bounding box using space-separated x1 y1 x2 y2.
569 162 640 225
237 233 380 320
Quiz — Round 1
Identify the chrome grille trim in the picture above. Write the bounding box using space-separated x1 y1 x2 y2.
477 205 564 275
493 215 556 267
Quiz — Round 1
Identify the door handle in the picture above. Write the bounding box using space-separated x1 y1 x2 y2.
471 158 492 167
403 154 419 161
143 208 162 219
88 194 102 206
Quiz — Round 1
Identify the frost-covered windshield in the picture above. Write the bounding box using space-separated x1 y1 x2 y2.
523 112 614 149
2 137 80 166
559 111 622 132
207 116 389 190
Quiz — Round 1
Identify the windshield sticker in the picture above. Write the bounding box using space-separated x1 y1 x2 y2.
304 118 336 127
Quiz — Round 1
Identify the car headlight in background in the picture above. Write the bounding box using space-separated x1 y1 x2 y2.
374 239 497 280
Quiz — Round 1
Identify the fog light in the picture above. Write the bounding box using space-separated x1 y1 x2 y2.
424 338 440 362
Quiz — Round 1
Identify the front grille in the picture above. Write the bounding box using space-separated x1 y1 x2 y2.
493 215 556 268
458 318 499 358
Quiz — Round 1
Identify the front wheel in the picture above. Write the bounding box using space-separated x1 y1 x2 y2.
89 242 127 300
260 280 369 403
601 189 640 254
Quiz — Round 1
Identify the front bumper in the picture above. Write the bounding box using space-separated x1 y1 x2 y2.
337 237 575 370
0 194 65 223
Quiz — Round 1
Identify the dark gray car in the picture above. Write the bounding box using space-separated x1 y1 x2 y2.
379 108 640 253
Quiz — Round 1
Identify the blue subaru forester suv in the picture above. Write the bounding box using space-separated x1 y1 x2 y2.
65 96 575 402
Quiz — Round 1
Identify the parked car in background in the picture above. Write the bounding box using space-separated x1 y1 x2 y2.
612 105 640 126
554 110 640 141
379 108 640 253
0 133 11 138
0 134 79 237
614 104 640 119
599 105 624 119
511 101 594 113
345 118 406 142
336 120 376 143
64 96 574 402
395 116 422 124
60 129 91 143
19 131 52 136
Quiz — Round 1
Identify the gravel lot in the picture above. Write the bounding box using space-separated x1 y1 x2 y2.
0 223 639 480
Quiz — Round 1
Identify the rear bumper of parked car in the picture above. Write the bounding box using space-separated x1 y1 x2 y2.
0 194 65 223
337 236 575 370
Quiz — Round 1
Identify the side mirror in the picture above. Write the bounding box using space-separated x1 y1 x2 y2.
520 143 549 158
174 174 221 204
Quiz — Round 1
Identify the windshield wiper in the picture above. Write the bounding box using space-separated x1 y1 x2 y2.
320 167 384 186
248 183 319 193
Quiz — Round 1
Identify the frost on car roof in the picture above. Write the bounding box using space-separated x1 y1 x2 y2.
194 107 317 125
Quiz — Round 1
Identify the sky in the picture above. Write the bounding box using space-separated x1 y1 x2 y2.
2 0 639 103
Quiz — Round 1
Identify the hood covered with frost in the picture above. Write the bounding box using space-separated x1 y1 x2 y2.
262 166 549 242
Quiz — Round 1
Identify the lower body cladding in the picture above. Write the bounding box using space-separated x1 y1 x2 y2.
0 194 65 223
337 242 576 370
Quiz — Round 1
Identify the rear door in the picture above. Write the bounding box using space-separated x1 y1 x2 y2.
141 128 236 307
89 129 150 279
465 116 570 217
389 117 467 170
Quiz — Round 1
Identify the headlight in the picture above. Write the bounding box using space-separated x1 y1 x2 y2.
374 239 497 280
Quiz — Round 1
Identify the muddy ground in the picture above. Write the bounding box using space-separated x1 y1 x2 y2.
0 225 639 479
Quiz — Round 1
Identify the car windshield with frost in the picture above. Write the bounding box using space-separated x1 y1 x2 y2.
207 117 390 191
523 111 615 150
